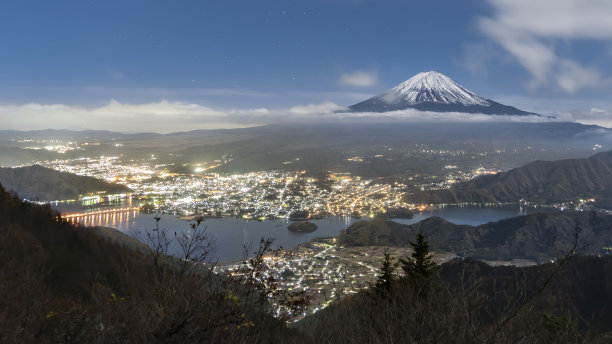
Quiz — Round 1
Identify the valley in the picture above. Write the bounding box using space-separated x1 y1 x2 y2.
2 72 612 342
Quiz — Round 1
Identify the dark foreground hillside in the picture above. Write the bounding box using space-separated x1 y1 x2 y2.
298 256 612 343
2 183 612 343
0 184 291 343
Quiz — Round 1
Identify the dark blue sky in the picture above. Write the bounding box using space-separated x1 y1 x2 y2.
1 0 611 131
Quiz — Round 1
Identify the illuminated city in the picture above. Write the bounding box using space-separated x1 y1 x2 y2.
41 151 499 220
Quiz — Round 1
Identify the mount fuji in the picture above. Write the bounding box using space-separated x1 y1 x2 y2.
343 71 537 116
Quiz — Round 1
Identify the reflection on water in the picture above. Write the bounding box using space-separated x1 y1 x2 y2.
63 210 357 263
58 204 554 263
67 210 140 228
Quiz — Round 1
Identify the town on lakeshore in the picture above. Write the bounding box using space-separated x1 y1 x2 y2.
19 139 599 320
217 238 456 321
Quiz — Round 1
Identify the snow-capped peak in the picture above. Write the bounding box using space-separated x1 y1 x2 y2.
381 71 490 107
343 71 537 116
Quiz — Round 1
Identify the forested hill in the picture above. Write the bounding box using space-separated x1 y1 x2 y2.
339 211 612 262
409 150 612 205
299 255 612 341
0 183 151 301
0 164 131 201
0 183 289 342
3 182 612 342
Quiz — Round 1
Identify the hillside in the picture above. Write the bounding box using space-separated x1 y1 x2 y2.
298 256 612 343
2 174 611 342
0 184 290 343
410 150 612 205
339 211 612 262
0 164 131 201
2 122 611 178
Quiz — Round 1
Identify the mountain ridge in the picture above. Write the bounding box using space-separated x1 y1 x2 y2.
0 165 131 201
339 211 612 263
343 71 538 116
410 150 612 206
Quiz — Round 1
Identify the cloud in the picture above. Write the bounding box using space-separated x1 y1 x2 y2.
479 0 612 93
485 0 612 39
339 70 378 87
0 100 233 133
572 107 612 128
331 108 551 125
0 99 568 133
0 100 348 133
290 101 346 115
554 60 607 94
456 42 507 78
590 108 609 115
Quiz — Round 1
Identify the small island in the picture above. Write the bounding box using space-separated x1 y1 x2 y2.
288 222 318 233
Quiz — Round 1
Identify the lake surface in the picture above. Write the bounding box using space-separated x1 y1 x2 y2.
390 205 557 227
69 211 356 263
61 204 555 263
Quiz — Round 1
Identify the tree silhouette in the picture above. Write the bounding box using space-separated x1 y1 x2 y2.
375 248 396 292
400 232 437 296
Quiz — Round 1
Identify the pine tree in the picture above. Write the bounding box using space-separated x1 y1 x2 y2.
400 232 437 295
375 248 396 292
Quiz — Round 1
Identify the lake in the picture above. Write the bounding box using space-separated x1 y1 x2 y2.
390 204 557 226
61 203 555 263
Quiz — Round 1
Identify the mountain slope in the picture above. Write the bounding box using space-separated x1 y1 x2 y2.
0 184 290 342
344 71 537 115
0 165 131 201
411 150 612 205
339 211 612 262
3 122 611 178
299 255 612 341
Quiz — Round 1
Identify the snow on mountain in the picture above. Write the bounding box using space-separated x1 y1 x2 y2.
343 71 537 116
382 71 489 106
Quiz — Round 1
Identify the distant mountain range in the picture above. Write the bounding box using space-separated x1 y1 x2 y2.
410 150 612 206
0 129 160 140
0 165 131 201
2 122 611 178
339 211 612 263
342 71 538 116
